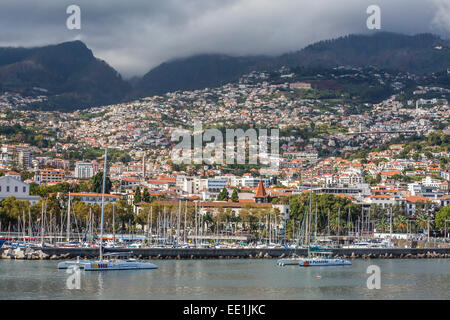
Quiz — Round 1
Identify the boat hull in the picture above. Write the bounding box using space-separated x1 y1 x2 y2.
84 260 158 271
277 258 301 266
57 260 92 269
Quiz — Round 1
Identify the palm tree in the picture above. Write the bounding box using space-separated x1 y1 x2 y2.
344 221 354 235
415 213 429 232
330 216 343 235
394 215 407 233
375 217 389 233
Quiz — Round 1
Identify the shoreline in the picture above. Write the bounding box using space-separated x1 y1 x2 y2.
1 247 450 260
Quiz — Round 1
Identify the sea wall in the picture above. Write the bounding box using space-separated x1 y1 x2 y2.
1 247 450 260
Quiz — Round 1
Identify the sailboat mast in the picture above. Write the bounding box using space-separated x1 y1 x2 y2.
89 207 92 244
146 211 149 244
22 210 26 244
40 201 44 246
194 202 198 248
112 204 116 245
314 202 318 241
177 200 181 247
308 186 312 245
99 147 108 261
67 191 71 242
150 206 153 244
184 203 187 245
28 208 31 238
337 207 341 245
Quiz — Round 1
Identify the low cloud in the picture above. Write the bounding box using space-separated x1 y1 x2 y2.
0 0 448 77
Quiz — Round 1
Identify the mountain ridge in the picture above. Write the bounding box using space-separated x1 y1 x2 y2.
0 32 448 111
0 40 131 111
136 32 449 97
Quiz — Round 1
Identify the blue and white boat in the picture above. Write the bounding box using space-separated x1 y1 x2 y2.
298 246 351 267
0 239 5 248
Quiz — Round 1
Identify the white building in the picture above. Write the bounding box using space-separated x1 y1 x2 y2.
69 192 121 205
0 175 41 204
74 162 95 179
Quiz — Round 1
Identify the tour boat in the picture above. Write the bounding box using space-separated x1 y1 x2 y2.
298 255 352 267
343 239 391 249
298 247 351 267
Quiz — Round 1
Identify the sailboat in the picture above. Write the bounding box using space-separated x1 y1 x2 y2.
83 148 157 271
277 187 313 266
277 214 305 266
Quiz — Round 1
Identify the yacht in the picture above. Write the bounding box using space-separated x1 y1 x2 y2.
343 239 391 248
298 246 351 267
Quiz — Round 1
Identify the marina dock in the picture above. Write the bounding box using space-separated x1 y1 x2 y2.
1 247 450 260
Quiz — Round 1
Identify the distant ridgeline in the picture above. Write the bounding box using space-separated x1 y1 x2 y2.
0 41 131 111
0 32 448 111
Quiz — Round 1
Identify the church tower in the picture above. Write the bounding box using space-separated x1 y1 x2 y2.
254 181 270 203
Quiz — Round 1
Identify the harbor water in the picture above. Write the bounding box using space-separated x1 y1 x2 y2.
0 259 449 299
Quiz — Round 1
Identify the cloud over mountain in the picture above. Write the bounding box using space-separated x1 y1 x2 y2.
0 0 448 77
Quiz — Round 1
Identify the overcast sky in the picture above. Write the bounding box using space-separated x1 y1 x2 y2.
0 0 449 78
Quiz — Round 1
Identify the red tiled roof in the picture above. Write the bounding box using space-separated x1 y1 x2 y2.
405 196 431 203
70 193 120 198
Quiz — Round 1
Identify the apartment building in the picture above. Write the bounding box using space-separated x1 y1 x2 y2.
34 169 65 185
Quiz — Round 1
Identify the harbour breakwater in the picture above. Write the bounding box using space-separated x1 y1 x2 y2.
1 247 450 260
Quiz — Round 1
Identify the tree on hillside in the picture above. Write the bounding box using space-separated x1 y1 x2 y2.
142 188 150 203
134 186 142 204
90 172 112 194
435 205 450 232
217 187 229 201
230 188 239 202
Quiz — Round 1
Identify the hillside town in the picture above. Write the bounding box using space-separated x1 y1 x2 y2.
0 67 449 241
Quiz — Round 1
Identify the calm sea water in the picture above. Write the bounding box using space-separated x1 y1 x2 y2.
0 259 449 300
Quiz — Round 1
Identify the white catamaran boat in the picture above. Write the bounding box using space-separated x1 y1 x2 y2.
84 252 157 271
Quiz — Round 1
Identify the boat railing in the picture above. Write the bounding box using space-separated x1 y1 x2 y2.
103 252 134 259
